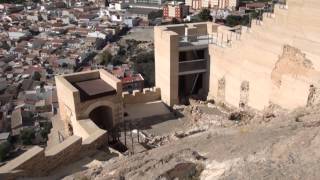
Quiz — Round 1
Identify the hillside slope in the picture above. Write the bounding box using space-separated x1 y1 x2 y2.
62 104 320 180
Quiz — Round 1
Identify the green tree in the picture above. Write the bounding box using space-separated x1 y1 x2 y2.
225 15 250 27
20 128 35 145
95 51 113 65
40 122 52 140
0 0 25 3
148 10 163 20
131 52 155 87
32 71 42 81
198 8 212 21
0 142 11 162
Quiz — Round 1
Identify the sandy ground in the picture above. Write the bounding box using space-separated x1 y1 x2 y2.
124 101 171 121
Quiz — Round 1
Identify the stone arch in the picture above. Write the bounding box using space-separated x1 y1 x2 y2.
89 106 113 131
85 101 115 117
84 100 116 128
239 81 249 108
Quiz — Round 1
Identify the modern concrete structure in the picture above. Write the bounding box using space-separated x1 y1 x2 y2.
154 22 219 106
155 0 320 110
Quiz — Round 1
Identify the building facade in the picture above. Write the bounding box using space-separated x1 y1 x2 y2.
55 70 123 137
134 0 164 5
163 1 189 19
154 0 320 110
154 22 218 106
186 0 238 10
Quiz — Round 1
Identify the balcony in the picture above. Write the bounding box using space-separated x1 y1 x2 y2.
179 35 216 49
179 59 207 75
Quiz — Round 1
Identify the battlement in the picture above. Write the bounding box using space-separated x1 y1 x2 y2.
0 120 107 179
123 87 161 104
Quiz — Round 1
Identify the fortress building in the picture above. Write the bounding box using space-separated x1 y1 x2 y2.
1 0 320 178
155 0 320 110
55 70 124 137
154 22 217 106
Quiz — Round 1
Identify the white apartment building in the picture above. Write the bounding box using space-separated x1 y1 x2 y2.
186 0 238 10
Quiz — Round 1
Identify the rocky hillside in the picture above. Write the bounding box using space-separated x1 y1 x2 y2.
61 103 320 180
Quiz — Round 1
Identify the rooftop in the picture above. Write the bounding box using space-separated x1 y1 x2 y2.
58 69 122 102
122 74 144 84
73 79 116 101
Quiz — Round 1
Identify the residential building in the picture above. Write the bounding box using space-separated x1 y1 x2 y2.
109 65 144 93
186 0 238 10
127 8 162 21
11 108 35 136
163 1 189 20
134 0 164 5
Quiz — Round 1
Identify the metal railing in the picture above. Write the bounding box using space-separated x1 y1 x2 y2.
179 34 216 47
179 59 207 73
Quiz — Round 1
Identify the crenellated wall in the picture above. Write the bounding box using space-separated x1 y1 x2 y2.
123 87 161 104
0 120 107 179
208 1 320 110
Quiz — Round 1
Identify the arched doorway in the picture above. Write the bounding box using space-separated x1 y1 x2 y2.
89 106 113 131
89 106 125 151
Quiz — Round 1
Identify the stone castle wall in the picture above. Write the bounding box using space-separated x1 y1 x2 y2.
55 70 123 138
123 87 161 104
0 120 107 179
209 2 320 110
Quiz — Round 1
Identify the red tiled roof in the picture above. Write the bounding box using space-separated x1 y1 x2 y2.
122 74 144 84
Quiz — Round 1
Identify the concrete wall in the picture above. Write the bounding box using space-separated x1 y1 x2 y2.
155 22 218 106
154 26 179 106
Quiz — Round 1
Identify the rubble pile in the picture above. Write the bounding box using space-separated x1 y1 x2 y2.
64 149 207 180
133 130 172 148
59 103 320 180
